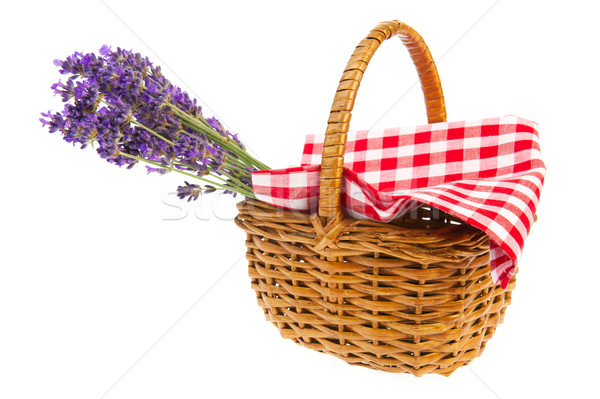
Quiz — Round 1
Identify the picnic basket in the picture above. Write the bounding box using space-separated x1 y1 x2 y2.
235 20 516 377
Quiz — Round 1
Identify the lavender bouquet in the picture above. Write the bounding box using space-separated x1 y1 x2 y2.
41 45 268 201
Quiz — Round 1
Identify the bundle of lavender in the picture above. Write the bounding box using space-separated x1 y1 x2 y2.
41 45 268 201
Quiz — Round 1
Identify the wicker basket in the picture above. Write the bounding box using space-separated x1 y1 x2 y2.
235 20 515 377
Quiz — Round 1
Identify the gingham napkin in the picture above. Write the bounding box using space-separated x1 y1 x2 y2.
252 115 546 288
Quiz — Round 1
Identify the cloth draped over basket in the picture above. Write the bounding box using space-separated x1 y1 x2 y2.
252 115 546 288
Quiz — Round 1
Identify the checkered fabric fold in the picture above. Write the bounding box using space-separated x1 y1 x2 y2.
252 115 546 288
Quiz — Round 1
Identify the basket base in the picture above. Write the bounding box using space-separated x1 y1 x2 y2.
258 279 513 377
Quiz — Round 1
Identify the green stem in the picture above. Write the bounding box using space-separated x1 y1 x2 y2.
172 160 250 194
119 152 257 199
167 103 269 170
212 163 250 182
224 154 252 174
176 129 250 175
179 119 261 171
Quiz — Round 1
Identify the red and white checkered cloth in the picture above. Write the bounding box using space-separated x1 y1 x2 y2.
252 115 546 288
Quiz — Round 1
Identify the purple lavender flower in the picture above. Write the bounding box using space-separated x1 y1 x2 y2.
176 182 217 202
146 166 169 175
41 45 267 200
39 111 65 133
177 181 202 202
99 44 112 56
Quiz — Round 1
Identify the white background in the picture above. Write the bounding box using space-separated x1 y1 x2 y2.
1 1 597 398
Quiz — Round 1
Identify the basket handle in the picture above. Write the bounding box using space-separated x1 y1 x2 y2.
318 20 446 219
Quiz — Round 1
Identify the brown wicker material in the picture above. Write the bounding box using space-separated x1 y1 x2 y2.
235 20 515 377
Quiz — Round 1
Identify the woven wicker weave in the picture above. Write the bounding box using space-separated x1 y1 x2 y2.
235 20 515 377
